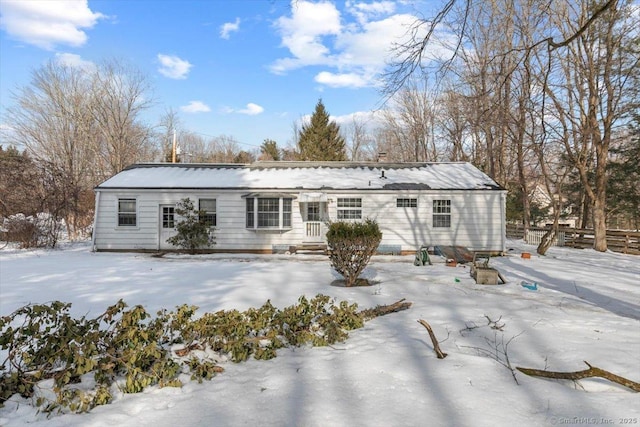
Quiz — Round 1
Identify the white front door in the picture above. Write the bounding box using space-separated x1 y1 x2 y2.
303 202 328 242
159 204 176 249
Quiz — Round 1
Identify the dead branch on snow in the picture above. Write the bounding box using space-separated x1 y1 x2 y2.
417 319 448 359
516 361 640 392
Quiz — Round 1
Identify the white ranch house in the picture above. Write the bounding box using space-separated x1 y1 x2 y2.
92 161 506 254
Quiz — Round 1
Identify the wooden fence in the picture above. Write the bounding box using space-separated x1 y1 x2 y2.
506 224 640 255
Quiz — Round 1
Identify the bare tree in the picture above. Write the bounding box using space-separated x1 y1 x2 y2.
207 135 250 162
379 79 438 162
177 131 207 162
435 89 470 161
157 108 181 162
384 0 620 97
7 61 98 238
91 59 155 175
542 0 638 250
343 116 375 161
6 58 156 239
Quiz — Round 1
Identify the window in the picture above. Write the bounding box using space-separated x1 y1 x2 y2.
245 196 293 229
433 199 451 228
258 198 279 227
199 199 216 227
307 202 320 221
162 206 175 228
283 198 292 227
118 199 137 227
246 198 254 228
397 198 417 208
337 198 362 220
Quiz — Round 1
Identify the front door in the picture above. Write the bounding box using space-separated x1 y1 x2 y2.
159 204 176 249
303 202 328 242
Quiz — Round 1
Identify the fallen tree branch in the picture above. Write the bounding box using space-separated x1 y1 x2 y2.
359 298 412 320
417 319 448 359
516 361 640 392
173 343 203 357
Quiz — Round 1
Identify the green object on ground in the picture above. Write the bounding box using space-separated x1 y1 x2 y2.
414 246 432 266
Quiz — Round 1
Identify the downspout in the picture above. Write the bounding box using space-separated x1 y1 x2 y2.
500 191 507 254
91 190 101 252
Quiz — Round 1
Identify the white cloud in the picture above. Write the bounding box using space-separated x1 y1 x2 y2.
238 103 264 115
0 0 105 50
314 71 370 88
180 101 211 113
270 0 342 74
220 18 240 39
346 1 396 25
157 54 192 79
335 14 417 68
271 1 420 89
224 103 265 116
332 110 384 128
55 52 96 71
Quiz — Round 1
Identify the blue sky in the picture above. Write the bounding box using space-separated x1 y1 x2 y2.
0 0 437 152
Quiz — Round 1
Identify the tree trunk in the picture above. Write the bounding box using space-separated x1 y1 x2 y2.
537 211 560 255
593 196 608 251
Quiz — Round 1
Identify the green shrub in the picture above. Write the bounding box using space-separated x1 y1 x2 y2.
166 198 215 254
326 219 382 286
0 294 365 413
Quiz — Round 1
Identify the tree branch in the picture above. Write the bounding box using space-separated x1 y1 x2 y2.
516 361 640 392
417 319 448 358
384 0 618 96
359 299 412 320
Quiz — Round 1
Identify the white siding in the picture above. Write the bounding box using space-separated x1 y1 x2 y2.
330 190 504 252
95 189 505 253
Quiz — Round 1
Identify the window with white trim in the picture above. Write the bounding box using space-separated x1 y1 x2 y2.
246 198 254 228
433 199 451 228
245 196 293 229
306 202 320 221
118 198 137 227
199 199 216 227
162 206 175 228
282 198 292 227
258 198 279 227
337 198 362 220
397 198 417 208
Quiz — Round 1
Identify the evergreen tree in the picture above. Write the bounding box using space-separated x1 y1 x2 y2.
607 116 640 229
260 139 281 160
297 99 347 161
166 198 215 253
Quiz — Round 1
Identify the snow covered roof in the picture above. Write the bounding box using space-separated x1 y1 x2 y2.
95 162 504 191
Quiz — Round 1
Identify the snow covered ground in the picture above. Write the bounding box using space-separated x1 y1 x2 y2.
1 240 639 427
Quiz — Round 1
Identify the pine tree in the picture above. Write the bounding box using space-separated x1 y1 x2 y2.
260 139 281 160
297 99 347 161
166 198 215 254
607 115 640 229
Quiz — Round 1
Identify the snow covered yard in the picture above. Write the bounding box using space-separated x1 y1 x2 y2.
1 240 639 427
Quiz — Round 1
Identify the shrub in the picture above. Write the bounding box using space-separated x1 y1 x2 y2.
326 219 382 286
2 213 62 248
0 295 364 413
166 198 215 254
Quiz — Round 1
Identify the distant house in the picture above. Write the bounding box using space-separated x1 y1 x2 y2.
529 184 577 228
92 161 506 254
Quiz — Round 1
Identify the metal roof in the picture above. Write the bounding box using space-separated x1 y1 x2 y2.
95 161 504 191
